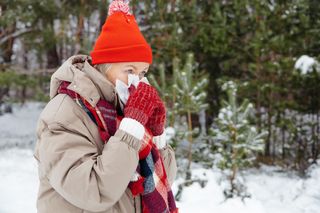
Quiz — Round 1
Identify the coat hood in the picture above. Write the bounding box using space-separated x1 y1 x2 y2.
49 55 118 107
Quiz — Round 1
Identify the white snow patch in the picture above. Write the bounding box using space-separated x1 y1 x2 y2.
0 102 44 148
172 165 320 213
165 127 176 141
294 55 319 74
0 148 38 213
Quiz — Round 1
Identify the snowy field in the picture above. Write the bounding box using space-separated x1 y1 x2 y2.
0 102 319 213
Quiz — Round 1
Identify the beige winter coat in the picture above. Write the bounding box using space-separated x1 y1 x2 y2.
33 55 177 213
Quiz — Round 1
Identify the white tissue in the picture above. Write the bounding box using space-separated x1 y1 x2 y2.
115 74 150 105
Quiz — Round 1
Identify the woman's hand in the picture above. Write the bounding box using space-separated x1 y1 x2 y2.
122 82 159 159
126 81 166 136
146 98 166 136
123 82 158 126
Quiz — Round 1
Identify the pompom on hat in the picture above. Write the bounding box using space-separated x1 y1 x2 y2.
90 0 153 65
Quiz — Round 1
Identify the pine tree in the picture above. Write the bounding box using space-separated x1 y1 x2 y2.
172 53 208 171
149 52 209 200
171 53 209 200
209 80 267 198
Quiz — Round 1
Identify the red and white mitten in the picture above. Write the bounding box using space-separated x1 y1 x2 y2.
145 92 167 149
124 82 158 125
146 98 166 136
119 82 159 159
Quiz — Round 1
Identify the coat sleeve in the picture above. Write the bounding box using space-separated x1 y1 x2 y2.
37 120 141 212
158 144 177 186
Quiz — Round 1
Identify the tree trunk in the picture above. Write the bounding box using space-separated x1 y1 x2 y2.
281 111 286 160
186 109 193 172
265 108 272 157
99 0 108 31
46 47 59 69
75 0 85 54
46 19 59 69
0 5 16 64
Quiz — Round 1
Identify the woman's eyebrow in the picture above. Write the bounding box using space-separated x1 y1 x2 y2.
126 65 137 70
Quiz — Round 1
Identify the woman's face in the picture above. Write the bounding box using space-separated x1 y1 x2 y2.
104 62 150 86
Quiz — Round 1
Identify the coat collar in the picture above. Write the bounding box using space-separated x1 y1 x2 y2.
49 55 119 108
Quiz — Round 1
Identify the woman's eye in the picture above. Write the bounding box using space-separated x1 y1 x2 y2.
125 69 134 74
140 71 147 77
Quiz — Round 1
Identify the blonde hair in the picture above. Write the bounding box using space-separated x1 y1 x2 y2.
94 63 112 75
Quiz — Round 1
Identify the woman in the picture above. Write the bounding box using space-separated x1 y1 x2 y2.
33 1 178 212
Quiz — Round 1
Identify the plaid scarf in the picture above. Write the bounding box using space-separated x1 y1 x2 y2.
57 81 178 213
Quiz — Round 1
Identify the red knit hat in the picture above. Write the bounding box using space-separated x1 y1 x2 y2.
90 0 153 65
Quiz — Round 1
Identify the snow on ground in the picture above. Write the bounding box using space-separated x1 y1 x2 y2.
0 102 45 149
171 164 320 213
0 148 38 213
0 102 319 213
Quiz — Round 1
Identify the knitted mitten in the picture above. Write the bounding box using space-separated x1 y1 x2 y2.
146 99 166 136
127 81 166 136
124 82 158 125
122 82 159 159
